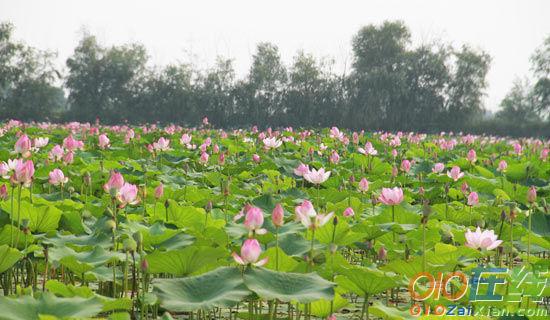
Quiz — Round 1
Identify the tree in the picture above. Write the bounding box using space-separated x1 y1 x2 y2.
496 79 540 124
530 35 550 119
195 58 235 126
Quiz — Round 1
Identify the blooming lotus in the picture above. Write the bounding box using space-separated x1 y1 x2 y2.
104 172 125 193
295 200 334 230
294 163 310 177
358 142 378 156
465 227 502 251
432 163 445 173
447 166 464 181
180 133 192 145
48 169 68 186
467 191 479 206
378 187 404 206
153 137 171 151
329 151 340 164
232 238 268 267
98 134 110 149
63 135 84 151
33 137 49 149
304 167 331 185
117 183 139 207
12 159 34 187
262 137 282 149
15 134 32 157
244 206 267 235
49 145 65 162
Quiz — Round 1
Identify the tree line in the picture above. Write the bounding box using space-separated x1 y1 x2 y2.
1 21 549 136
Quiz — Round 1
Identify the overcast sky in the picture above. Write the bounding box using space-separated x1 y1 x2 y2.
1 0 549 111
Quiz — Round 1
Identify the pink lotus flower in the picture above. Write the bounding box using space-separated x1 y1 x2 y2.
252 154 261 163
98 134 110 149
200 152 209 164
63 151 74 165
358 178 369 193
497 160 507 172
12 159 34 187
513 143 522 155
467 149 477 163
49 145 65 162
540 149 549 161
527 186 537 204
104 172 125 193
358 142 378 156
378 187 404 206
304 167 331 185
63 135 84 151
272 203 284 227
180 133 192 145
295 200 334 230
14 134 32 157
48 169 68 186
329 127 344 141
294 163 310 177
117 183 139 207
432 163 445 173
244 206 267 235
461 182 469 195
155 183 164 199
0 184 7 200
391 149 398 158
343 207 355 218
447 166 464 181
202 116 209 126
153 137 171 151
401 159 411 173
0 162 10 179
329 151 340 164
465 227 502 251
467 191 479 206
262 137 282 149
218 153 225 165
33 137 49 149
232 238 268 266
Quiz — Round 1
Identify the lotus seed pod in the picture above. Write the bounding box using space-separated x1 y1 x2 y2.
105 219 116 230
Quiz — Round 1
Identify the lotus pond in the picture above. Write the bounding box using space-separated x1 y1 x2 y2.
0 120 548 319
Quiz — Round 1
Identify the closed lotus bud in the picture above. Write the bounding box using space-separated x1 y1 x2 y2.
155 183 164 199
83 172 92 186
205 201 213 212
272 203 284 227
419 186 425 196
123 237 137 252
527 186 537 204
343 207 354 218
21 219 30 234
133 231 143 249
333 216 338 226
164 199 170 209
500 210 506 221
141 258 149 272
105 219 116 231
0 184 7 200
510 207 517 220
378 246 387 261
444 183 450 194
349 175 355 184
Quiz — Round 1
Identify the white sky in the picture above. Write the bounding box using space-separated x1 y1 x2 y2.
1 0 549 111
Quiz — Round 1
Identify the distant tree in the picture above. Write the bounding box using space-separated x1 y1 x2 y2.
65 34 148 123
195 58 235 126
496 79 540 124
530 35 550 119
247 42 287 125
444 45 491 129
0 22 64 121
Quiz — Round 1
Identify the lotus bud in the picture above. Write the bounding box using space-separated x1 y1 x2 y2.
329 243 338 254
105 219 116 231
365 240 373 250
377 246 387 261
123 237 137 252
141 258 149 272
349 175 355 184
333 216 338 226
500 210 506 221
272 203 284 227
164 199 170 209
133 231 143 250
0 184 7 200
21 219 30 234
205 201 213 213
419 186 425 196
83 172 92 186
527 186 537 204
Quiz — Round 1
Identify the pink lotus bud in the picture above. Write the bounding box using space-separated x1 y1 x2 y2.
358 178 369 192
467 191 479 206
0 184 8 200
200 152 209 164
252 154 261 163
391 166 398 177
294 163 310 177
12 159 34 187
527 186 537 204
218 152 225 165
343 207 355 218
540 148 549 161
272 203 284 227
63 151 74 165
232 238 268 266
467 149 477 163
14 134 32 157
497 160 507 172
103 172 125 193
400 159 411 173
98 134 110 149
141 258 149 272
461 182 469 195
329 151 340 164
244 206 265 234
155 183 164 199
378 246 387 261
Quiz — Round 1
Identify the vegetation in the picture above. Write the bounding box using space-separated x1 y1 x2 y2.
1 21 549 136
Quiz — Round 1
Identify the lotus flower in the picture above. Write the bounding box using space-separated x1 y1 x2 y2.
104 172 125 193
497 160 507 172
358 178 369 192
252 154 261 163
295 200 334 230
180 133 192 145
401 159 411 173
272 203 284 227
98 134 110 149
513 143 522 155
378 187 404 206
358 142 378 156
0 162 10 179
467 191 479 206
232 238 268 266
117 183 139 207
465 227 502 250
11 159 34 187
304 167 331 185
263 137 282 149
467 149 477 163
33 137 49 149
0 184 7 200
49 145 64 162
63 135 84 151
244 206 267 235
153 137 171 151
343 207 355 218
329 151 340 164
200 152 209 164
48 169 68 186
540 148 549 161
447 166 464 181
432 163 445 173
527 186 537 204
14 134 32 157
294 163 310 177
154 183 164 199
